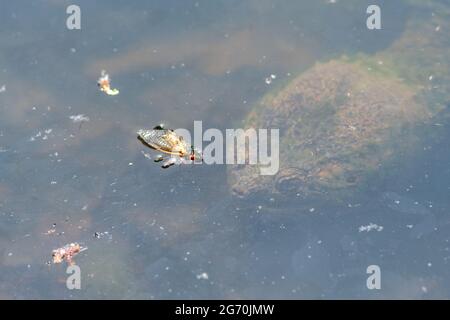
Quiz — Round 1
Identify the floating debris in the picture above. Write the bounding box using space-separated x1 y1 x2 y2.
93 231 113 242
137 124 202 169
358 223 383 233
43 223 64 236
382 192 429 216
97 70 119 96
0 85 5 93
264 74 276 85
30 129 53 142
70 114 90 123
196 272 209 280
52 242 87 266
43 223 57 236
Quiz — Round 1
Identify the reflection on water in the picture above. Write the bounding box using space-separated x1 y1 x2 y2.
1 0 450 299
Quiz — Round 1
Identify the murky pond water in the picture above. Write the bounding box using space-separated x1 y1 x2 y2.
1 0 450 299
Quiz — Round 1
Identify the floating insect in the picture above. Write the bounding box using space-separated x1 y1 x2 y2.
97 70 119 96
51 242 87 266
137 124 202 169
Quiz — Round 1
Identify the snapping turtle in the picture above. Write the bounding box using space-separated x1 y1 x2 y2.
229 5 450 204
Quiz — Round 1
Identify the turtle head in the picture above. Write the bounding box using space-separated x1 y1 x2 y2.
229 165 308 201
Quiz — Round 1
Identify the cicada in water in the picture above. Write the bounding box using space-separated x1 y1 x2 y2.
137 124 202 169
